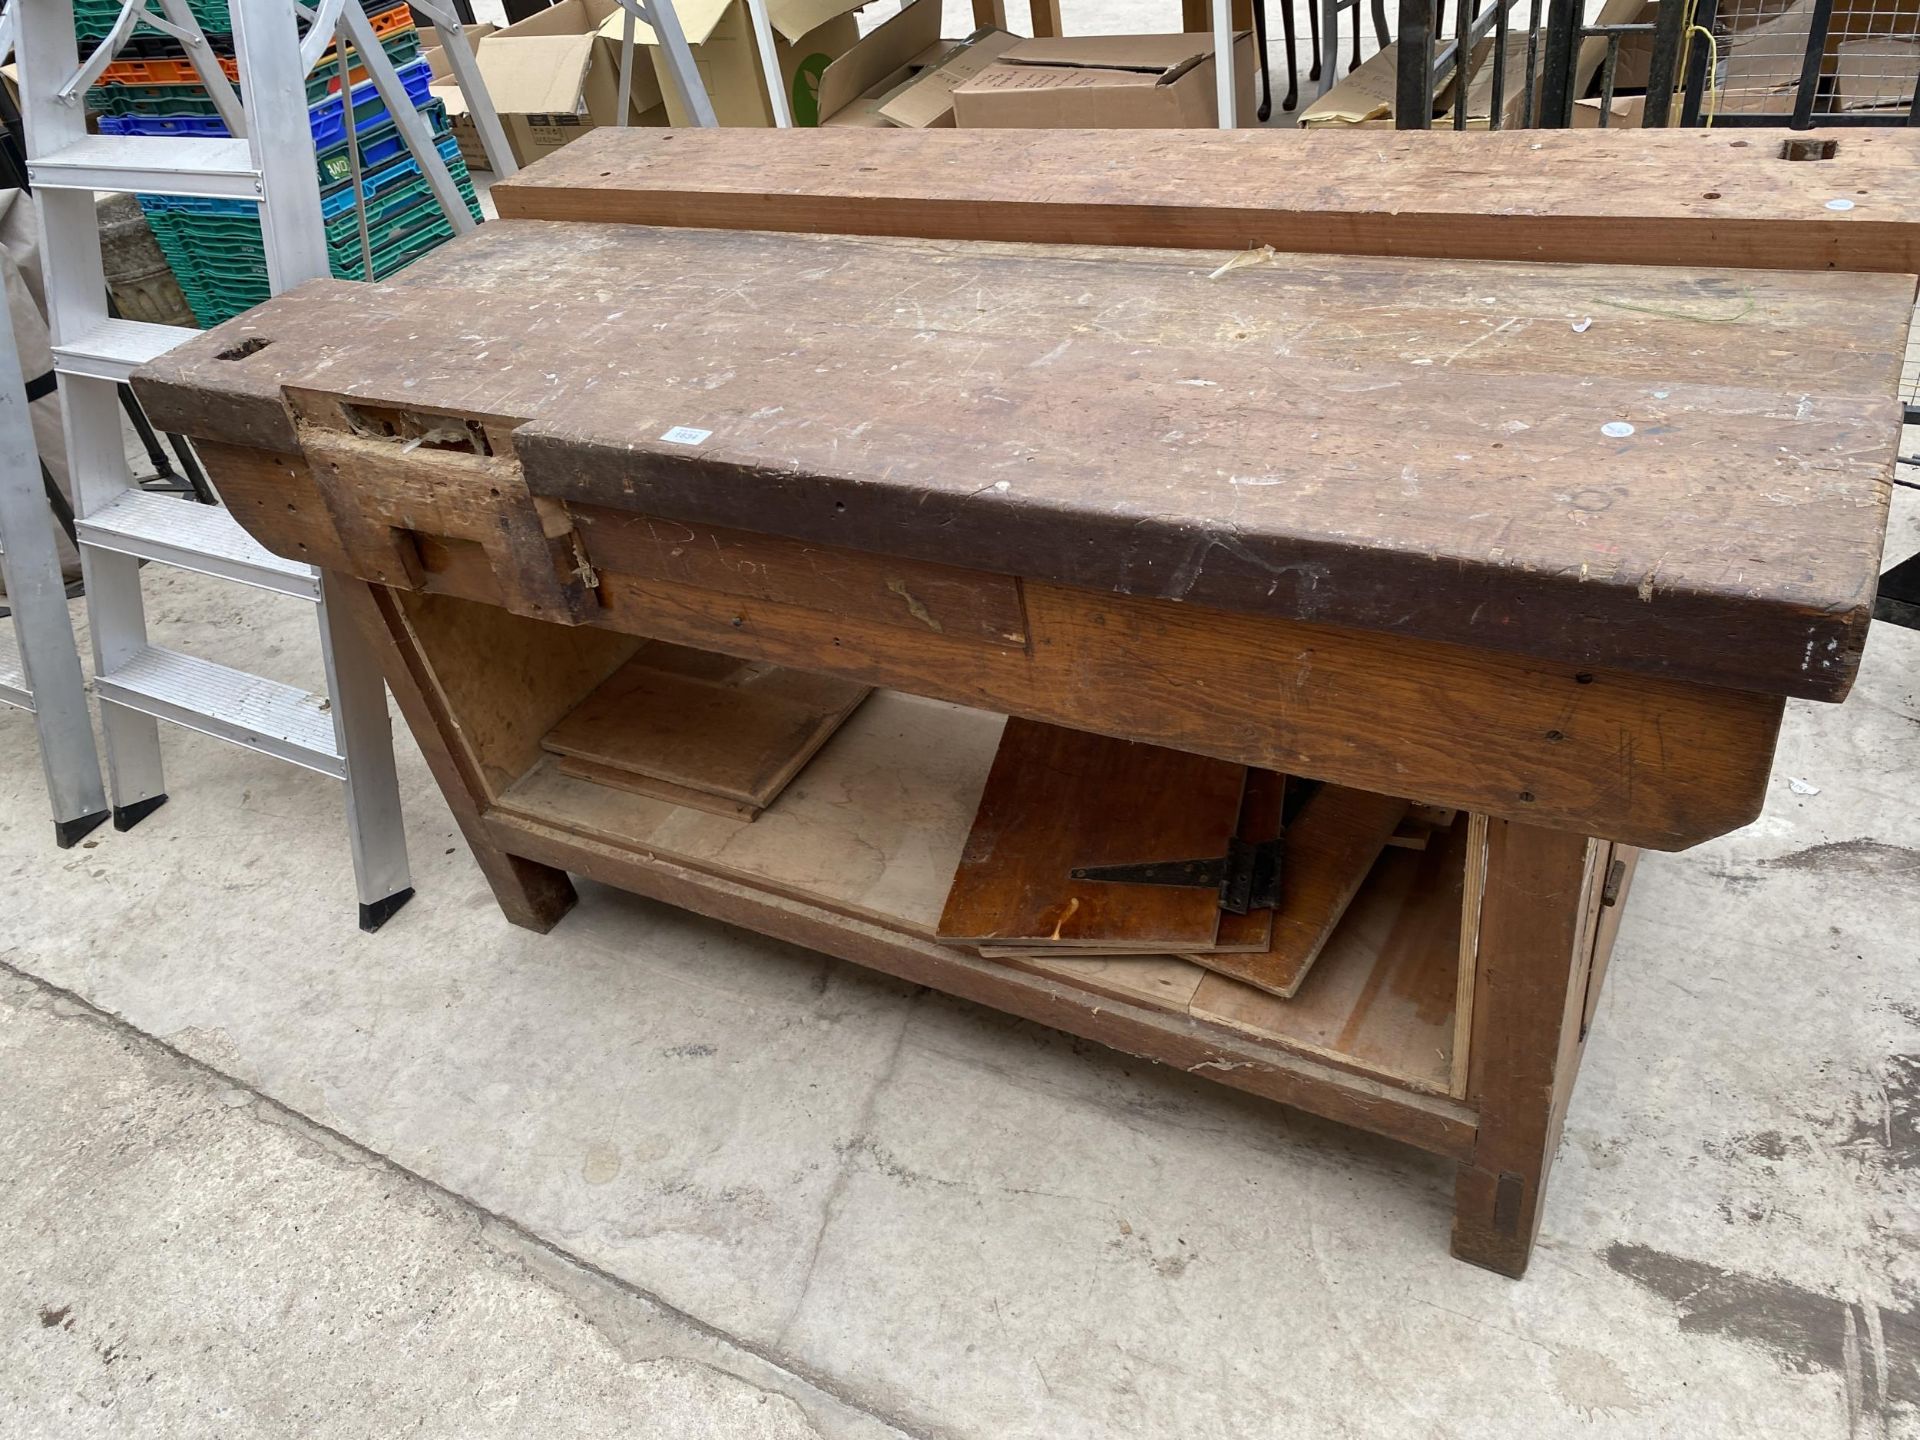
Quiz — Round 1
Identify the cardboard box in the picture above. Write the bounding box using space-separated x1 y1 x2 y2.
952 32 1257 128
1593 0 1657 91
474 0 661 166
814 0 955 126
1572 92 1646 124
601 0 867 127
878 28 1023 126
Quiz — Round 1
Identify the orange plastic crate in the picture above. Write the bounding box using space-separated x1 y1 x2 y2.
95 4 414 87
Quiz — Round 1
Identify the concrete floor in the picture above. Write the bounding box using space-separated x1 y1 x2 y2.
3 471 1917 1437
4 21 1920 1425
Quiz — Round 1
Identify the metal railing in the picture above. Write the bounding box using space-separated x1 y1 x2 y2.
1392 0 1920 129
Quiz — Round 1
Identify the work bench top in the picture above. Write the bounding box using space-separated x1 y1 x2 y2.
136 217 1913 701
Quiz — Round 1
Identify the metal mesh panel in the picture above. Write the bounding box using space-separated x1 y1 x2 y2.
1706 0 1918 120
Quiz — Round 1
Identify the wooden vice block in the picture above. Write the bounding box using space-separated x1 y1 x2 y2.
286 388 601 627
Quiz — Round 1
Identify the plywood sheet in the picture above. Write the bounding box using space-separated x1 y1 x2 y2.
501 691 1005 933
937 719 1242 949
542 644 870 815
554 755 760 820
1183 785 1406 998
1189 816 1468 1092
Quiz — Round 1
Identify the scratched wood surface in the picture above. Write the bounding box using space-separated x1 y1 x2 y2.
936 719 1242 949
492 127 1920 275
134 219 1908 701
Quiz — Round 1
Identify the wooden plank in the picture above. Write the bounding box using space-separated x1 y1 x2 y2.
542 647 870 814
568 504 1029 649
1187 815 1470 1095
1182 785 1408 998
556 756 760 821
1581 844 1640 1041
936 719 1242 949
490 685 1452 1099
1452 813 1491 1098
992 953 1209 1011
133 223 1910 702
489 127 1920 275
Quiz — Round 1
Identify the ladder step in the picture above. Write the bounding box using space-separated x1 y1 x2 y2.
95 645 343 779
53 318 198 383
0 627 31 712
30 136 259 199
78 490 321 599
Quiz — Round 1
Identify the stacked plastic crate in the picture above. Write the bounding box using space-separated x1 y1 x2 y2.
80 0 484 326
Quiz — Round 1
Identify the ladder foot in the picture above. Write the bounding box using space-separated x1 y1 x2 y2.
358 887 415 934
53 810 110 848
111 793 168 831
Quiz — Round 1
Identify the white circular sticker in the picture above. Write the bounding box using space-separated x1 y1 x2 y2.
1826 198 1856 212
1601 421 1635 438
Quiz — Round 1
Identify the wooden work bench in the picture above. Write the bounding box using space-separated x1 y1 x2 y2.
135 132 1914 1276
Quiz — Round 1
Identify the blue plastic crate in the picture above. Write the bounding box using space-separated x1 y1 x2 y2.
316 104 451 183
318 135 466 220
99 56 434 146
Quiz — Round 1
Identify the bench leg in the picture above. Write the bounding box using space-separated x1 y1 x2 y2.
470 847 578 934
335 577 578 933
1451 821 1600 1277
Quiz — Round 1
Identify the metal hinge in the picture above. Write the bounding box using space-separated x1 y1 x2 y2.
1071 836 1282 915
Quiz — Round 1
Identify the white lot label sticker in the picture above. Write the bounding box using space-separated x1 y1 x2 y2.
660 425 712 446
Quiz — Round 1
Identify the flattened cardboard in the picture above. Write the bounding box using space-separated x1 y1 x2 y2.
1837 37 1920 109
818 0 944 124
1299 41 1400 126
876 27 1021 127
1302 25 1557 130
952 30 1255 128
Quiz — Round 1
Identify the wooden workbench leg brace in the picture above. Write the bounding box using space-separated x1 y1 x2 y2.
334 577 578 933
1452 821 1598 1278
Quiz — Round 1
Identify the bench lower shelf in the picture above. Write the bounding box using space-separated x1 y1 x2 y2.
485 689 1492 1152
352 581 1636 1277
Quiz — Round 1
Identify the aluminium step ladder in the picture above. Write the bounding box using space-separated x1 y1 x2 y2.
0 276 109 848
12 0 510 929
